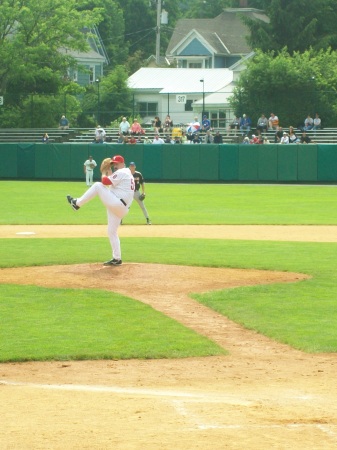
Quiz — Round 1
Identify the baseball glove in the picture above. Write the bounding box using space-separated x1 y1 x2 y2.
100 157 112 174
139 193 146 201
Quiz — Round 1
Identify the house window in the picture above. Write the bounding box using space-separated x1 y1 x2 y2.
185 100 194 112
189 62 202 68
89 66 95 84
73 71 78 82
138 102 158 117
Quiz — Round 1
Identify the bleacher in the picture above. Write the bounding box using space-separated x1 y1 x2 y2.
1 126 337 144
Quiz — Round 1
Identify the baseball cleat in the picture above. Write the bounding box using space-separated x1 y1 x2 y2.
103 259 122 266
66 195 80 211
146 218 152 225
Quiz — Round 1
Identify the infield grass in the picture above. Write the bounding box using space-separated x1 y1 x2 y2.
1 181 337 359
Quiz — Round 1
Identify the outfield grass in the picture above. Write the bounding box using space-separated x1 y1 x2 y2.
2 180 337 224
1 181 337 359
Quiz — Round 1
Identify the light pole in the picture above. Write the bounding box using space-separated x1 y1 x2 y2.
95 78 100 124
200 78 205 118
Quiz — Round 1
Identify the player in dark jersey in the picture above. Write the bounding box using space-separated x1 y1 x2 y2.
129 162 151 225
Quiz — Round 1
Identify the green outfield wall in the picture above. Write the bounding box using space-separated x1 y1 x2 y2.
1 143 337 182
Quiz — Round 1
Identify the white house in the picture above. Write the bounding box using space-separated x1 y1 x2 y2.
128 67 238 127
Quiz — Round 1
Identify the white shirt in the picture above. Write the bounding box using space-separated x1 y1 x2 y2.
84 159 97 171
152 137 165 144
119 120 130 133
107 167 134 205
280 136 289 144
95 127 106 137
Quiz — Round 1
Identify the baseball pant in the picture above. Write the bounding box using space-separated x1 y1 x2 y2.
134 190 149 219
86 170 94 186
76 182 129 260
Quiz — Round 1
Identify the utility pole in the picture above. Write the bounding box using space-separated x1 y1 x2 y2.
155 0 162 65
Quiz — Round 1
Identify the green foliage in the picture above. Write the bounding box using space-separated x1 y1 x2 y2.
230 48 337 126
244 0 337 53
184 0 231 19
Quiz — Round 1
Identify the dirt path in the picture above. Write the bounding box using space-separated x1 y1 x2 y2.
1 225 337 449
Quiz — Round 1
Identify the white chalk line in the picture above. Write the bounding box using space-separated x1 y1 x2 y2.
2 380 337 440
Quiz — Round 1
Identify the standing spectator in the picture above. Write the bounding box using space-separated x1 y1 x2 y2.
313 113 321 130
303 114 314 131
268 113 279 130
153 116 162 134
203 130 214 143
213 130 223 144
130 119 145 135
187 116 201 134
83 155 97 186
256 114 268 136
59 115 69 129
95 125 106 143
201 115 211 132
152 134 165 144
129 162 151 225
119 117 130 135
163 115 173 133
66 155 134 266
240 114 251 135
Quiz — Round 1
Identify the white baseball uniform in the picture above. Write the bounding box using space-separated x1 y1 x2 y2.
84 158 97 186
76 167 134 260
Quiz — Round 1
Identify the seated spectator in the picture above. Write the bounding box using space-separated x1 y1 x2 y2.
174 136 182 144
240 114 251 135
303 114 314 131
213 130 223 144
152 134 165 144
143 136 152 144
289 128 299 144
268 113 279 130
250 134 261 144
192 133 201 144
163 115 173 133
152 116 162 134
187 117 200 134
263 136 270 144
59 115 69 129
171 126 182 139
201 115 211 132
42 133 49 143
203 130 214 144
117 133 124 144
123 136 129 144
128 136 137 144
95 125 106 143
181 131 188 144
313 113 321 130
256 114 268 136
280 132 290 144
274 126 283 143
186 131 194 142
228 116 240 135
130 119 145 135
242 136 250 144
119 117 130 135
164 134 173 144
300 132 312 144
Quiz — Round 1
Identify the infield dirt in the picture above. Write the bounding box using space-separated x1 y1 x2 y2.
1 225 337 449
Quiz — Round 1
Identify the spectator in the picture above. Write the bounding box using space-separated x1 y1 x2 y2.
268 113 279 130
95 125 106 143
128 135 137 144
240 114 251 136
203 130 214 144
289 127 300 144
181 131 188 144
201 115 211 132
280 132 290 144
303 114 314 131
119 117 130 135
228 115 240 135
250 134 261 144
130 119 145 135
164 134 174 144
143 136 152 144
117 133 124 144
263 136 270 144
213 130 223 144
174 136 182 144
313 113 321 130
187 116 200 134
59 115 69 130
42 133 49 143
163 115 173 133
242 136 250 144
152 134 165 144
300 132 312 144
256 114 268 136
153 116 162 134
192 133 201 144
274 126 283 143
171 125 182 140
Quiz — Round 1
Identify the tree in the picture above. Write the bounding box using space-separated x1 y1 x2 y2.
243 0 337 53
229 48 337 127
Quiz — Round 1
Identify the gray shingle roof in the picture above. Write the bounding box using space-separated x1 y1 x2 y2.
167 8 268 56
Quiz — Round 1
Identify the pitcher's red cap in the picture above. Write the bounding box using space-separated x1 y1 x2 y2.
111 155 124 163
